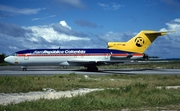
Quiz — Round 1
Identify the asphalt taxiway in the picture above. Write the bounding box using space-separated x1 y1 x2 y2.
0 66 180 76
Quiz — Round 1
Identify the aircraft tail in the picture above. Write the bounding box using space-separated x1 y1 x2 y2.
108 30 171 53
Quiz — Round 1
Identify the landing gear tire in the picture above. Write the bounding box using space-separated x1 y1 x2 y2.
21 66 27 71
87 66 98 72
22 68 27 71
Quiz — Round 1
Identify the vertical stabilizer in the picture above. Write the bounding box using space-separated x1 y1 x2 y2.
108 30 169 53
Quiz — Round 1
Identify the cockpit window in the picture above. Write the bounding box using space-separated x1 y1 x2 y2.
11 53 17 56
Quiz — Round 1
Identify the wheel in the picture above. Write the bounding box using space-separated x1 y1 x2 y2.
87 66 98 72
21 66 27 71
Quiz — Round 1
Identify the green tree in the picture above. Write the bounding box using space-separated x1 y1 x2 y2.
0 53 6 63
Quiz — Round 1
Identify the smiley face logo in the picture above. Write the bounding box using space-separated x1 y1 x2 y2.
135 37 144 47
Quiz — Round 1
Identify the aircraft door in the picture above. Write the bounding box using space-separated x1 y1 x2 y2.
104 49 110 59
104 53 109 59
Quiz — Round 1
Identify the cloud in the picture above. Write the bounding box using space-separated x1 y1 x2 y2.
32 15 56 21
161 0 180 12
75 20 102 28
53 21 88 37
26 23 90 43
55 0 85 8
1 19 180 58
160 18 180 36
60 20 71 30
96 19 180 58
174 18 180 22
161 0 180 8
0 20 92 54
0 22 32 37
98 3 124 10
97 31 132 43
0 4 45 15
146 18 180 58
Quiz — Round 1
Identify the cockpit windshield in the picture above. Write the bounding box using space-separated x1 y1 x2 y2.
11 53 17 56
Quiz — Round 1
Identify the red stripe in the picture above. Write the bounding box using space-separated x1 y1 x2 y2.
133 53 143 56
111 54 127 56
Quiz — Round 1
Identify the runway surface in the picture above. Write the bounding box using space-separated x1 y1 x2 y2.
0 66 180 76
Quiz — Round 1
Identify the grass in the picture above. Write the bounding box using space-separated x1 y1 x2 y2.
0 74 132 93
0 62 10 66
0 82 180 111
0 61 180 110
0 74 180 110
1 74 180 93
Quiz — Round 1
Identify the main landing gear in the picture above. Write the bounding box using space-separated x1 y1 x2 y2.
21 66 27 71
86 65 98 72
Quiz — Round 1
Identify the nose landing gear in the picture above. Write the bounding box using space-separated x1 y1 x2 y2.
21 66 27 71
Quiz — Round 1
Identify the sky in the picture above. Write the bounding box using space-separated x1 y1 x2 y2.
0 0 180 58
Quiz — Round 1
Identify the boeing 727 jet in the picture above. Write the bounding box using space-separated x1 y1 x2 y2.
4 30 169 71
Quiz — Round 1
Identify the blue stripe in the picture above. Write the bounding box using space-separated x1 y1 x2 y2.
15 48 133 54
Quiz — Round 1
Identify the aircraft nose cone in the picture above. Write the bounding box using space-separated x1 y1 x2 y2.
4 57 8 62
4 56 13 64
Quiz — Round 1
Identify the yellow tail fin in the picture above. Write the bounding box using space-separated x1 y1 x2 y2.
108 30 170 53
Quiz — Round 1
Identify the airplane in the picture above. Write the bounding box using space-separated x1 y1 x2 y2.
4 30 169 71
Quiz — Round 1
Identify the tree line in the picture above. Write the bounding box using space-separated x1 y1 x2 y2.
0 53 6 63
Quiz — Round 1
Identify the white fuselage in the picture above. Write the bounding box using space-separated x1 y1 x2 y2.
4 48 144 67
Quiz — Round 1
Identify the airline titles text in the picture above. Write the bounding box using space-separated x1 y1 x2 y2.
33 50 86 54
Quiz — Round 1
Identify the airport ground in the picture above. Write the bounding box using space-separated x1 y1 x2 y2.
1 66 180 76
0 60 180 75
0 61 180 110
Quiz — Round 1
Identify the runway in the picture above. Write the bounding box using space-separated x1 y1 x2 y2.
0 66 180 76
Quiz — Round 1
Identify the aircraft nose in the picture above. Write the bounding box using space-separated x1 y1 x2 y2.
4 56 14 64
4 57 8 62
